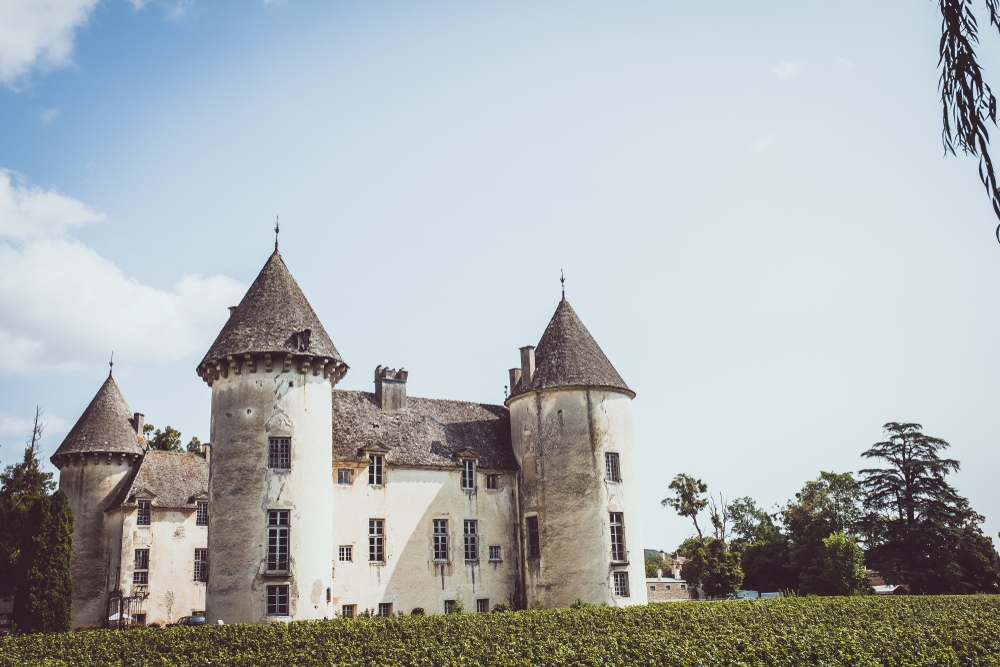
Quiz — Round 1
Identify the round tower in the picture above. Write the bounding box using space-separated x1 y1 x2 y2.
50 373 147 627
505 298 646 608
196 249 348 623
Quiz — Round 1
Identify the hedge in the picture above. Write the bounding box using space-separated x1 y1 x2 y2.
2 596 999 666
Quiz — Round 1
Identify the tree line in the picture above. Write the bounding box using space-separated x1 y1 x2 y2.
657 422 1000 598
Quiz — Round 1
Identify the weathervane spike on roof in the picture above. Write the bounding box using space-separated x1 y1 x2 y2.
109 351 114 377
560 269 565 301
274 216 280 251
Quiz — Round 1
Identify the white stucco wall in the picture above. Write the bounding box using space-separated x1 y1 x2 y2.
206 368 334 624
113 506 208 625
331 465 519 615
56 455 135 627
508 387 647 608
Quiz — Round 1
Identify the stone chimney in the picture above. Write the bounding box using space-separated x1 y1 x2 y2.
508 368 522 393
203 442 211 462
133 413 144 435
375 366 408 412
519 346 535 387
228 306 237 318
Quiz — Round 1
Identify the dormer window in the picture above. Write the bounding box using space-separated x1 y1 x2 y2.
461 460 475 490
137 500 151 526
368 455 384 486
196 502 208 526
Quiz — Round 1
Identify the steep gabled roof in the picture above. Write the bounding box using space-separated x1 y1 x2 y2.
331 391 517 470
51 376 146 460
106 451 209 512
510 299 632 400
200 250 343 366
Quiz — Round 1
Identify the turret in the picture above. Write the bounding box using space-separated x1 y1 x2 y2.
196 249 347 623
505 298 646 608
50 374 147 626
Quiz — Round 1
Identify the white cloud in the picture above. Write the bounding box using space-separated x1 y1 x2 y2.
0 412 70 438
0 168 247 374
0 0 100 88
39 108 60 124
772 62 805 81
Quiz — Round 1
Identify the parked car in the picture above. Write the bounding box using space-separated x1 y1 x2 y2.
177 614 207 626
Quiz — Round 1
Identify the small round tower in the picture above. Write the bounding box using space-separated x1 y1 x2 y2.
505 298 646 608
50 373 147 626
196 248 348 623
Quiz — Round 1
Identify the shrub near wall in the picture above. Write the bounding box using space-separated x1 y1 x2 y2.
2 596 1000 667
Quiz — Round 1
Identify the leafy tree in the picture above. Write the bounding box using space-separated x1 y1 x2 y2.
821 533 872 596
674 537 701 559
859 422 1000 594
14 490 74 633
0 408 56 602
662 474 708 540
186 436 203 453
681 537 743 598
145 424 183 452
727 497 795 593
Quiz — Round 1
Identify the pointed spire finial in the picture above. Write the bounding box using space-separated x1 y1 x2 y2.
274 216 280 251
109 351 114 377
560 269 565 301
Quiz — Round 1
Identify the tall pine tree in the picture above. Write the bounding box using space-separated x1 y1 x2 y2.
13 490 74 633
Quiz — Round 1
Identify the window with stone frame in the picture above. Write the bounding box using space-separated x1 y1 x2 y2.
461 459 475 490
339 545 353 562
610 512 626 562
444 600 456 614
368 455 383 486
268 438 290 469
486 474 498 490
337 469 351 485
378 603 393 617
489 545 502 562
133 549 149 585
433 519 448 561
194 549 208 582
266 585 289 615
464 520 478 561
196 502 208 526
605 453 621 483
267 510 290 571
137 500 151 526
476 599 490 613
341 604 356 619
526 516 540 558
369 519 384 562
613 572 630 597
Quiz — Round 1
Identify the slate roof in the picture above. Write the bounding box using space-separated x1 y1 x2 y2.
51 375 146 459
107 451 209 511
200 250 343 366
331 391 517 470
510 299 632 400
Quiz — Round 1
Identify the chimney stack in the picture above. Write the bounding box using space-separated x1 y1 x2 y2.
133 413 145 435
375 366 408 412
203 442 211 462
228 306 237 318
508 368 522 393
519 346 535 387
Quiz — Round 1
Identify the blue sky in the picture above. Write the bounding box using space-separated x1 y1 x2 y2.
2 0 1000 553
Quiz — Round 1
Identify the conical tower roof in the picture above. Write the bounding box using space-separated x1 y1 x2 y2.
200 250 344 366
51 375 146 460
511 299 632 400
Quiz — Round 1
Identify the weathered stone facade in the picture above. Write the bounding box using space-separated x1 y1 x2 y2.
54 247 649 625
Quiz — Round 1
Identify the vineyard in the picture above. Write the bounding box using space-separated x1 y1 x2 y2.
1 596 998 667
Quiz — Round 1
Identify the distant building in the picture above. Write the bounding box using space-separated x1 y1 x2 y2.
52 245 648 626
646 553 693 602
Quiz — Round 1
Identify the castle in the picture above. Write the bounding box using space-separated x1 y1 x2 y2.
50 246 647 626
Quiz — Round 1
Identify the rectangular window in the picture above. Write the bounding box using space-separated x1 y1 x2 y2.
433 519 448 561
369 455 383 486
461 460 475 490
369 519 384 562
378 603 393 617
266 585 289 615
133 548 149 585
613 572 630 598
267 510 290 571
476 599 489 613
196 502 208 526
610 513 626 562
339 545 353 562
605 453 621 483
526 516 540 558
444 600 456 614
268 438 290 469
650 585 656 591
337 469 351 485
194 549 208 582
137 500 151 526
342 604 356 619
464 520 478 561
489 545 502 562
486 474 498 490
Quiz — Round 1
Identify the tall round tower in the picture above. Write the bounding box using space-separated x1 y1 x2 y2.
506 298 646 608
196 249 348 623
50 373 147 626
